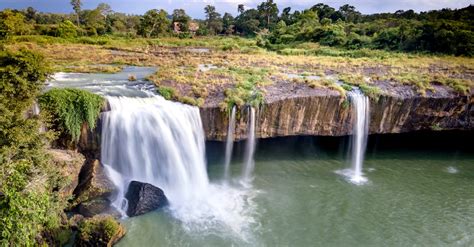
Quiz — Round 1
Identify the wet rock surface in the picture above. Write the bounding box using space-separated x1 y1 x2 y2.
125 181 168 217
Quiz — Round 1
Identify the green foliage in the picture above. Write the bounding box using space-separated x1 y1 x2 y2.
220 67 267 111
0 49 68 245
0 9 32 39
57 20 78 38
39 88 104 142
157 86 176 100
76 216 122 246
359 83 382 100
139 9 170 38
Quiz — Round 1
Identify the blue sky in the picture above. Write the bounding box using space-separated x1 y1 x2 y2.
1 0 472 18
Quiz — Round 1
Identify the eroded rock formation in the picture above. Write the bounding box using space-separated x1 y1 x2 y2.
201 84 473 141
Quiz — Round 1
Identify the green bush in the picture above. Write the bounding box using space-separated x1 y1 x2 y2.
57 20 77 38
157 86 176 100
76 216 123 246
39 88 104 141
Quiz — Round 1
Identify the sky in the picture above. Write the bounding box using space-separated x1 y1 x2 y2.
0 0 472 18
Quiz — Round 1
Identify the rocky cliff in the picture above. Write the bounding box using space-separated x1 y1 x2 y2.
79 84 473 145
201 83 473 141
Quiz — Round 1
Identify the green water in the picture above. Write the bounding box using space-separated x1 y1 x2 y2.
117 143 474 246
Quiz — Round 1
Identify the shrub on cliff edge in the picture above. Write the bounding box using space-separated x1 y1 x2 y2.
39 88 104 142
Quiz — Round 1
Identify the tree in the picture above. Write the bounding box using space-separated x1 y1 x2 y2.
24 7 37 21
339 4 361 23
0 10 32 39
280 7 293 25
257 0 279 29
81 8 106 35
223 13 235 35
97 2 113 26
238 4 245 14
139 9 170 37
172 9 190 32
57 20 78 38
70 0 82 26
235 9 260 35
204 5 223 35
310 3 340 21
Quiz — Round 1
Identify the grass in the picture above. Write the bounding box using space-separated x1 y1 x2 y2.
8 35 472 108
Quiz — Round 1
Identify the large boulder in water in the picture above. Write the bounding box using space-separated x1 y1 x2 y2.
125 181 168 217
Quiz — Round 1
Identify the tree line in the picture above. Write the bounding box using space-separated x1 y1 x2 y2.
0 0 472 55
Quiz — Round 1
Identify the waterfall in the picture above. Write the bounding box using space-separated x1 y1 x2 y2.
242 107 256 183
101 96 209 213
223 106 236 181
336 90 369 185
101 96 257 238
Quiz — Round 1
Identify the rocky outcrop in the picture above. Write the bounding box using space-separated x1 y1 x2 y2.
73 159 116 216
201 84 473 140
48 149 85 199
125 181 168 217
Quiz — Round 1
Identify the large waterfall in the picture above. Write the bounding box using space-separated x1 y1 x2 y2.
101 96 208 211
336 90 369 185
101 96 256 238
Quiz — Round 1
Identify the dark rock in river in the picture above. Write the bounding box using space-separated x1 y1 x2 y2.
125 181 168 217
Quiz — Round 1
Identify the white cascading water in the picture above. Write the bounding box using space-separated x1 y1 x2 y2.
242 106 256 183
101 96 257 239
223 106 237 181
337 90 369 185
101 96 208 210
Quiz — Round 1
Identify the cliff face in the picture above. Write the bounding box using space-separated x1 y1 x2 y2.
201 84 473 141
79 84 473 145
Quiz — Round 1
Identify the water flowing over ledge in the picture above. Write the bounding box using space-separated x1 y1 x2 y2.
100 96 258 240
200 90 473 141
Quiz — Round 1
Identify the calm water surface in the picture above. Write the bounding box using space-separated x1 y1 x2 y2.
117 143 474 247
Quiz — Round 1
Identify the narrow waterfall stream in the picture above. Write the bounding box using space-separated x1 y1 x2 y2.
242 107 256 183
337 90 370 185
223 106 236 181
101 96 257 239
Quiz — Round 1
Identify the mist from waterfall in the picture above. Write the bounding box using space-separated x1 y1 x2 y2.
101 96 257 239
242 107 256 183
223 106 236 181
336 90 369 185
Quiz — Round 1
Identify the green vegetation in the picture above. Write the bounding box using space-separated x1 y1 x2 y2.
39 88 104 142
76 215 124 246
157 86 177 100
0 49 67 245
1 1 472 56
220 67 268 111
